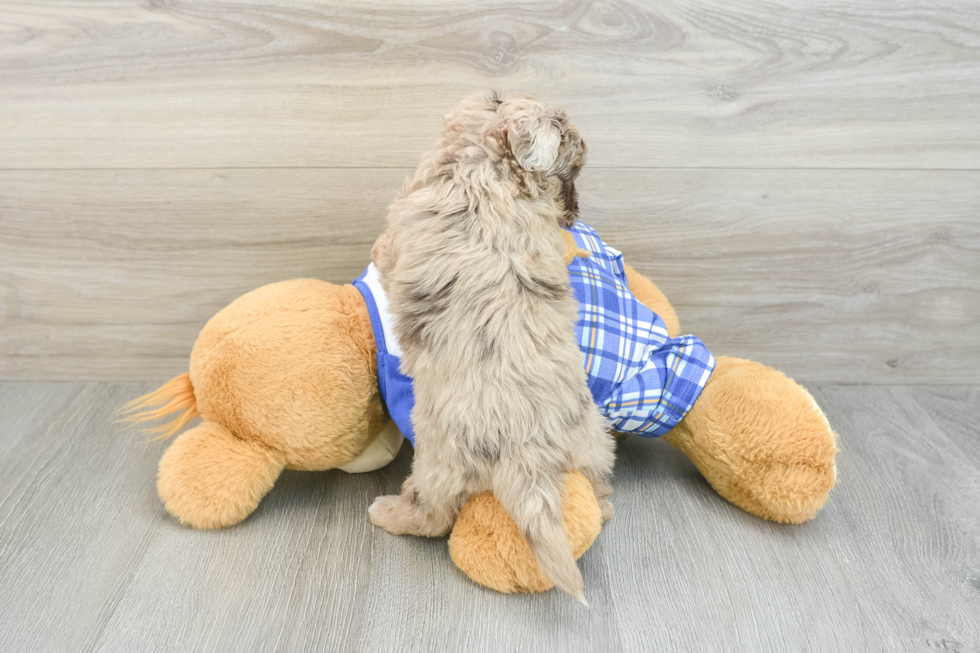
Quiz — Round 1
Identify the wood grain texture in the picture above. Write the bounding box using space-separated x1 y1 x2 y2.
0 382 978 652
2 168 978 383
0 168 400 381
1 0 979 169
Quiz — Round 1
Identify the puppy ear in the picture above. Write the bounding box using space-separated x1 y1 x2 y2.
506 111 562 173
559 174 579 227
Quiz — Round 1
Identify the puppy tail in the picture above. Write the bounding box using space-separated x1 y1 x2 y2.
495 468 586 604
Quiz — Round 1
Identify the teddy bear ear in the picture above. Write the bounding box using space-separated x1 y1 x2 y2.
505 108 563 173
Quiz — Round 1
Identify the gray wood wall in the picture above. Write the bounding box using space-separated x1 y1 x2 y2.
1 0 978 383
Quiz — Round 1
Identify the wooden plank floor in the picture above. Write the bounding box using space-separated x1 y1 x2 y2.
0 382 977 652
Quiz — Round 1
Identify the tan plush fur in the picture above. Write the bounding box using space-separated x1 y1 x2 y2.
367 93 614 602
664 356 838 524
188 280 386 472
125 279 389 529
158 421 284 529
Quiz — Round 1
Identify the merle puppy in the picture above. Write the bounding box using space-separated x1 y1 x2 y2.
369 92 614 603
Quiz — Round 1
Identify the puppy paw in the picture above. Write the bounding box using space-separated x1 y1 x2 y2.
369 494 407 534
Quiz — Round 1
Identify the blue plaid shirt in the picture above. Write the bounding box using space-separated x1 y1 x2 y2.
354 221 715 445
567 222 715 436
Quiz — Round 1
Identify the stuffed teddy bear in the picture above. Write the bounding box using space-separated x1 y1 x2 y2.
123 221 838 594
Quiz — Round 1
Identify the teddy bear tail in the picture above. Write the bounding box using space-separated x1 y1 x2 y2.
116 372 200 440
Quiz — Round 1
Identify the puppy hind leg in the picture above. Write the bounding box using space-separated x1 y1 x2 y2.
589 473 614 523
571 431 616 523
369 470 467 537
573 454 613 522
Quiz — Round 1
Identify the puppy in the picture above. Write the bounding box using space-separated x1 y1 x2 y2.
369 92 614 602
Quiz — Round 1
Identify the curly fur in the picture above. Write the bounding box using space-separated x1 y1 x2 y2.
368 91 614 603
